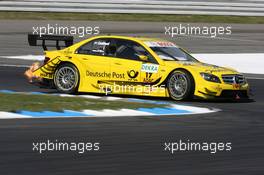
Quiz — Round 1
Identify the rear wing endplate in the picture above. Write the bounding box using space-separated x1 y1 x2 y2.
28 34 74 51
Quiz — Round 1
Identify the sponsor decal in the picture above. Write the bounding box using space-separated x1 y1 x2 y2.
112 72 125 79
86 71 125 79
94 41 110 46
64 49 72 54
143 72 154 83
232 83 241 89
86 71 111 78
144 41 176 48
182 62 194 66
127 70 139 81
91 49 104 54
141 64 159 73
203 63 229 73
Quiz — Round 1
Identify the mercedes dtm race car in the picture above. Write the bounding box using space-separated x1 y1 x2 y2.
26 34 249 101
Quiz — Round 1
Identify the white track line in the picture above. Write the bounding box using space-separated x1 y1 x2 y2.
105 96 123 100
0 55 44 61
0 112 31 119
78 95 102 99
0 64 29 68
180 34 264 43
192 53 264 74
1 53 264 74
246 77 264 80
82 109 154 117
171 104 220 114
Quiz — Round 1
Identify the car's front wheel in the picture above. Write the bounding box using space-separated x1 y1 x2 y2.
54 63 79 94
167 70 194 101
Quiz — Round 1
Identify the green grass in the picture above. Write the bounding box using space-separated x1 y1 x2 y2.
0 93 167 112
1 12 264 24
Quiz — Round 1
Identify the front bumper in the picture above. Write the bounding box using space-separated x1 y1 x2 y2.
195 81 250 99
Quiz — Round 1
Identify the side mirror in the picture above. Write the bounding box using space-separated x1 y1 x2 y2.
138 55 148 62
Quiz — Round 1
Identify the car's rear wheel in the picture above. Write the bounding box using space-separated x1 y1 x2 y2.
54 63 79 94
167 70 194 101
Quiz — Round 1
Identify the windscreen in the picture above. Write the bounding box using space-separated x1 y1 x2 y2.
145 41 198 62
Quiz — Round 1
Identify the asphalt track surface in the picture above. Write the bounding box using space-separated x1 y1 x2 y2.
0 21 264 174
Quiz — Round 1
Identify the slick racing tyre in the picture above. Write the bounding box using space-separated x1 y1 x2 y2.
167 70 194 101
54 63 79 94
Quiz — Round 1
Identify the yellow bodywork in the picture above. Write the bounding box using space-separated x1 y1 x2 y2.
33 35 249 99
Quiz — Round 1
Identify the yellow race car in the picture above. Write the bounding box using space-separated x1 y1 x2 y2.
27 34 249 100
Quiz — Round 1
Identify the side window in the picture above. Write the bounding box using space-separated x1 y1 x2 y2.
77 39 111 56
115 39 156 63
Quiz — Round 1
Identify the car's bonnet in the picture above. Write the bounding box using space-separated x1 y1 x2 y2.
165 61 239 75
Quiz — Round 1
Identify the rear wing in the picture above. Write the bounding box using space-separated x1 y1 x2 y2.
28 34 74 51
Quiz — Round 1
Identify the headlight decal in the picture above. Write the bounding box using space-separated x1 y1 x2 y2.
200 72 221 83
